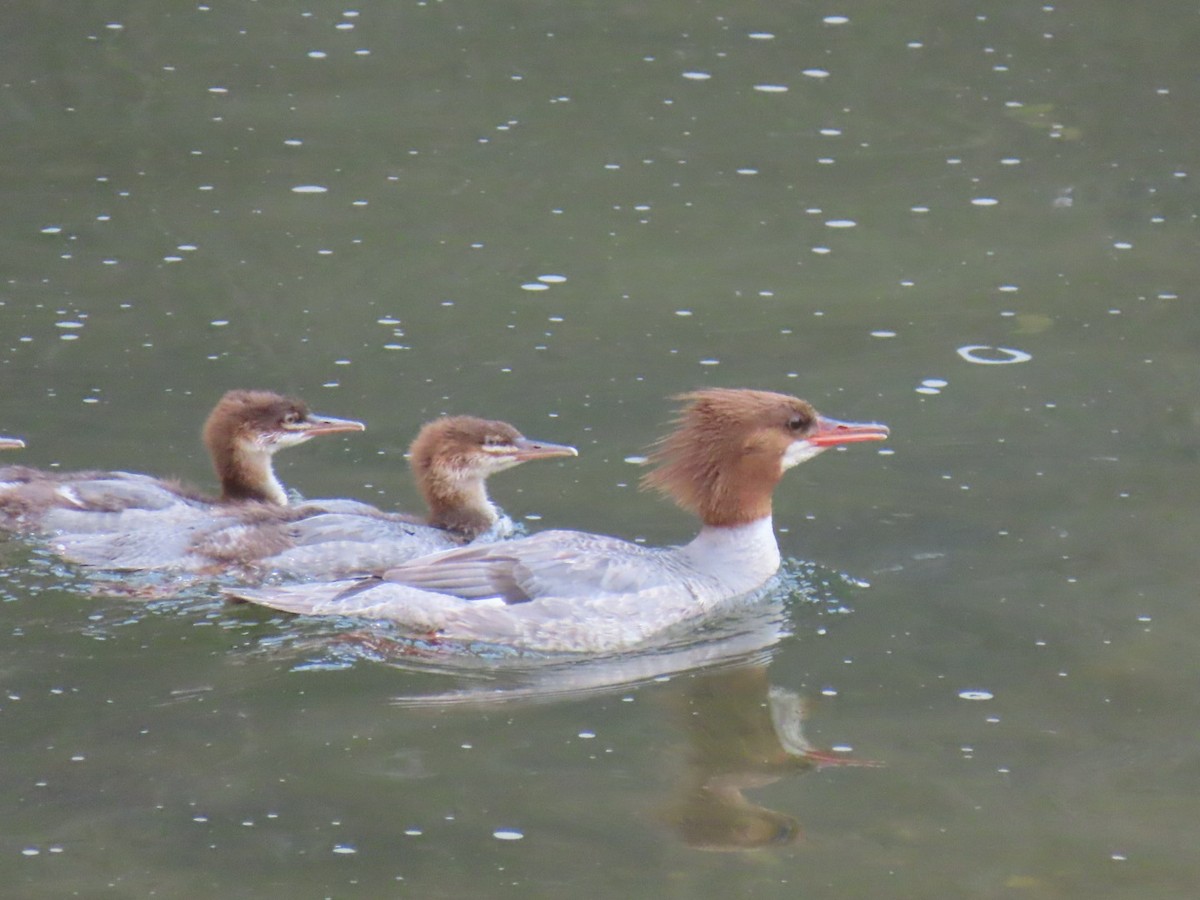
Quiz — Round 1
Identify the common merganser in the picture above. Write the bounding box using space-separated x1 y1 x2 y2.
53 416 577 577
0 389 364 533
232 388 888 653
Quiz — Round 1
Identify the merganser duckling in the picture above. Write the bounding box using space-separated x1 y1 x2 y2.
0 389 364 533
51 416 578 577
232 388 888 653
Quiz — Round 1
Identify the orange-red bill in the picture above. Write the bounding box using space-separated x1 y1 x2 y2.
809 416 889 447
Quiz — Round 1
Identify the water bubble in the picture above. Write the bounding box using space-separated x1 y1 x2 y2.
958 689 994 700
956 345 1032 365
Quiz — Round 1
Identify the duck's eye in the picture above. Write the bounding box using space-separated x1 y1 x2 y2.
283 412 303 426
483 434 504 447
786 415 809 433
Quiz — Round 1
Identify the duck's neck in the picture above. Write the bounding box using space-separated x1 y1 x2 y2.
422 473 497 538
218 446 286 505
682 517 781 592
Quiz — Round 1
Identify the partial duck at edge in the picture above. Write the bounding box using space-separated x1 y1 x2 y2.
0 389 363 533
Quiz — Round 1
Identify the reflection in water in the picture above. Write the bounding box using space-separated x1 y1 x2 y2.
275 589 792 704
275 620 879 853
245 559 864 705
664 666 878 851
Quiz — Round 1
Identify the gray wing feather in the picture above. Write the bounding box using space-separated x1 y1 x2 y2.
379 530 677 604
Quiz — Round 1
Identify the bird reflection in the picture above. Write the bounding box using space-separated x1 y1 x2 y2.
663 666 877 851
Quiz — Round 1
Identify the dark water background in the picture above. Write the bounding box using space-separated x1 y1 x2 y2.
2 1 1198 896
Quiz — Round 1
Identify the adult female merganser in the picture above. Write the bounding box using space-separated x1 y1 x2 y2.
50 416 577 578
0 389 364 533
232 389 888 653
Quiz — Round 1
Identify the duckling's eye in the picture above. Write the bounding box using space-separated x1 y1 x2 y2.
283 412 303 426
483 434 505 447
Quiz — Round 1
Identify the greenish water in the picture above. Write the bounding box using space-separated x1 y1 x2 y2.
2 1 1198 896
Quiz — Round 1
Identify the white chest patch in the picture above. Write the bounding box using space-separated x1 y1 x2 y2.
682 518 781 592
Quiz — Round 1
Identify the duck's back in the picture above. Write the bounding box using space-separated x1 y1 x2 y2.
0 466 208 532
48 499 470 579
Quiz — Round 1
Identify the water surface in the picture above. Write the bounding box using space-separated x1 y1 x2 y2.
2 1 1198 896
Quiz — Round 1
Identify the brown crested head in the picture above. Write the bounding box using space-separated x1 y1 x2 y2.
640 388 888 527
204 391 306 456
409 416 577 535
202 389 365 503
410 417 523 482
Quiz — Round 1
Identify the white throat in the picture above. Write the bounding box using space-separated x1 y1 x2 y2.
681 517 781 593
781 440 827 471
449 471 496 520
236 444 288 505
